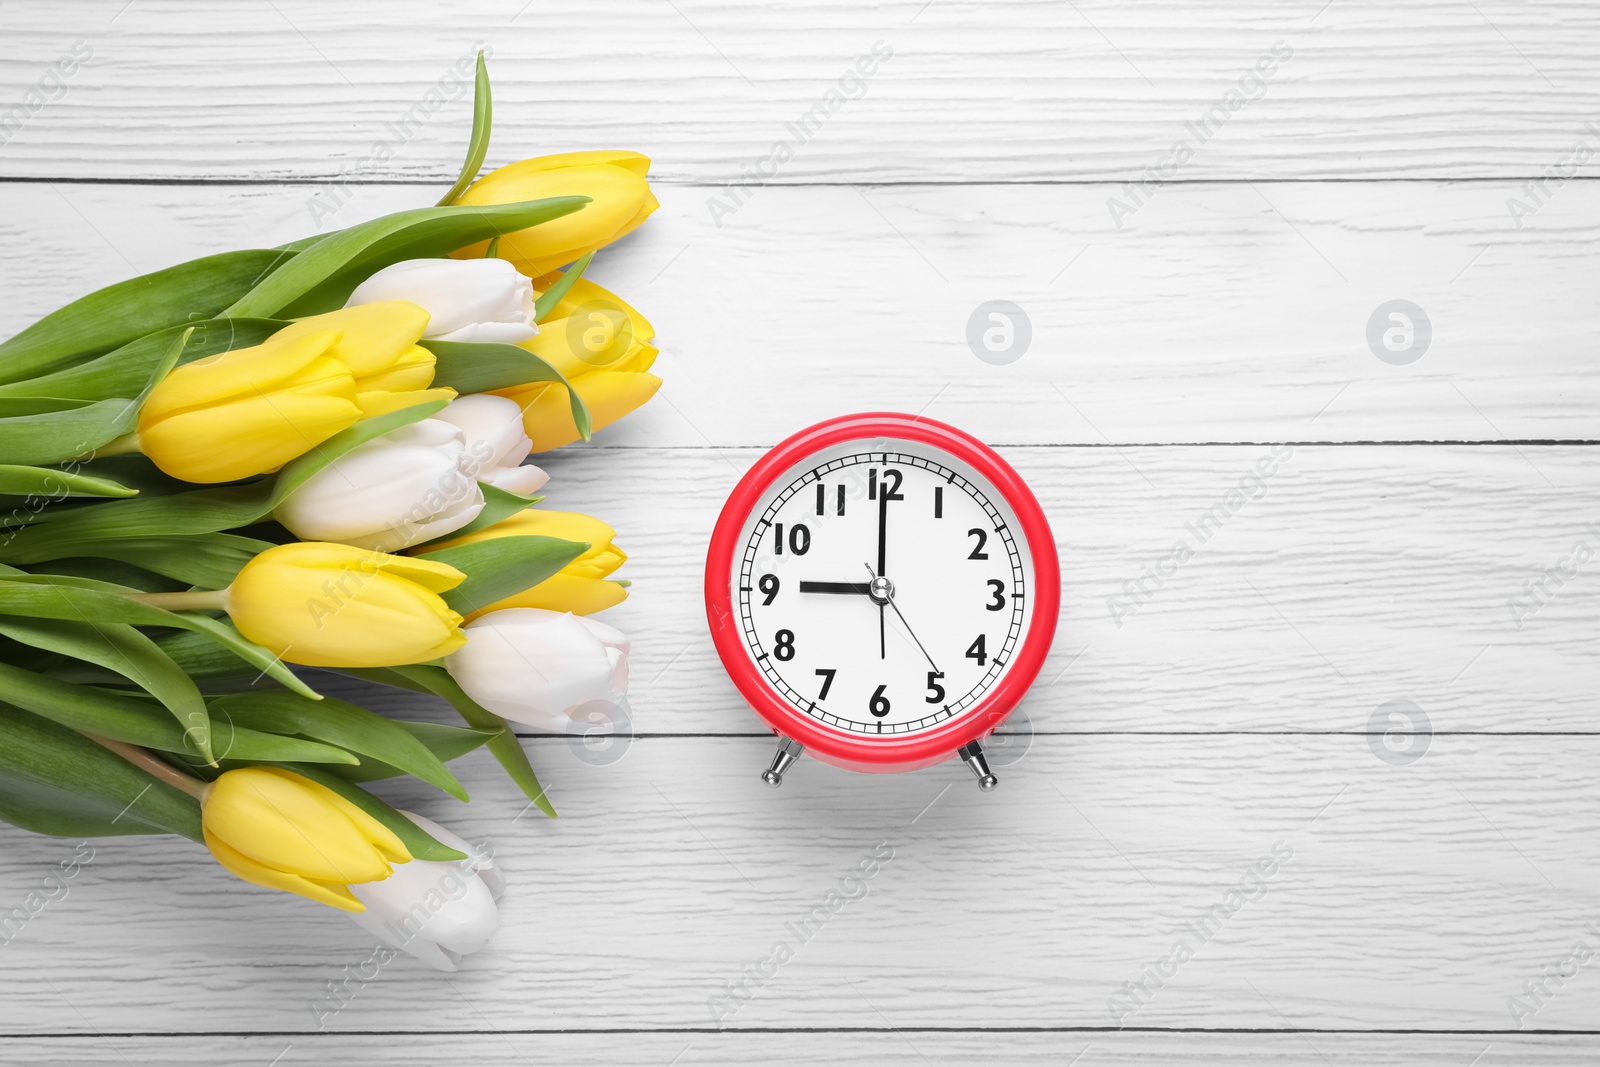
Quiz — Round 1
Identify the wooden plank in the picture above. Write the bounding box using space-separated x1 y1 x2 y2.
3 180 1598 446
0 736 1596 1033
3 1 1600 181
289 442 1600 738
1 1031 1596 1066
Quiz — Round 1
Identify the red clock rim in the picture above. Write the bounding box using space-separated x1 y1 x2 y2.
704 412 1060 772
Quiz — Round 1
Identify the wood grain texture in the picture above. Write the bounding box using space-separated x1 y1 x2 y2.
3 180 1599 446
3 1032 1597 1066
3 2 1598 1053
291 442 1600 740
3 1 1600 182
0 737 1597 1034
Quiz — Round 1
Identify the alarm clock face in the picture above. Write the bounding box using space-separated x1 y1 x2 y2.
730 438 1035 738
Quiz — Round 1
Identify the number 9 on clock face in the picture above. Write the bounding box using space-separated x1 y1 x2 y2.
706 413 1060 785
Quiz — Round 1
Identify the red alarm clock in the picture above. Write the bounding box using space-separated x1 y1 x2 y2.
705 413 1060 790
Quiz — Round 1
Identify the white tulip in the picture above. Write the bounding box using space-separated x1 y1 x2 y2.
273 419 485 551
435 393 548 497
346 811 504 972
346 258 538 345
446 609 630 732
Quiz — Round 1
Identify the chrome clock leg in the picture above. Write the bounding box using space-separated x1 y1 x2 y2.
761 736 804 787
958 741 999 791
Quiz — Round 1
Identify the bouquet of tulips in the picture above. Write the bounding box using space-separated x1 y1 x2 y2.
0 57 659 969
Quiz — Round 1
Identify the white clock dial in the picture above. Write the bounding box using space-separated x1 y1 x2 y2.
732 440 1035 736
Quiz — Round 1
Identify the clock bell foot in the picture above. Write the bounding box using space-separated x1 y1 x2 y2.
958 741 999 792
761 736 804 788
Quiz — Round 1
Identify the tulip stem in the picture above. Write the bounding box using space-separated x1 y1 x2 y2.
94 432 143 458
87 735 210 799
136 589 229 612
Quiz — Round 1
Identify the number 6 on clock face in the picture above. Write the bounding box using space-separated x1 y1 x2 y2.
705 413 1060 790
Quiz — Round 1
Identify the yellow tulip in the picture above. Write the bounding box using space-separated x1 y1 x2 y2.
424 509 627 618
452 151 658 277
267 301 457 416
494 275 661 452
225 542 467 668
137 301 455 484
138 328 363 484
202 766 411 912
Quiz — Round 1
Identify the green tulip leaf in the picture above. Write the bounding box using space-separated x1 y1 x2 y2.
420 338 593 441
273 763 466 862
0 318 287 404
0 575 320 703
0 661 351 765
0 612 212 765
0 398 142 466
0 465 137 499
209 690 467 801
436 51 492 207
417 481 539 547
0 400 445 560
380 720 496 770
0 249 295 384
266 398 450 509
0 326 190 467
0 707 204 840
68 533 273 589
0 397 96 417
533 252 593 322
382 663 557 818
418 535 587 617
0 484 270 560
328 721 497 783
27 557 178 593
228 197 591 319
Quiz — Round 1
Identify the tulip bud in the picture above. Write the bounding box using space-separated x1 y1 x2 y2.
452 151 658 278
202 766 411 912
346 258 539 345
445 608 629 731
138 328 364 484
273 419 486 551
425 508 624 617
433 394 548 497
225 542 467 668
495 275 659 452
266 301 457 417
346 811 503 971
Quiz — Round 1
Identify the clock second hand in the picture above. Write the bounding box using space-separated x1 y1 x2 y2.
863 563 940 673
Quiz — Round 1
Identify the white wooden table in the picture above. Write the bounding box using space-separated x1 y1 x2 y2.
2 1 1598 1062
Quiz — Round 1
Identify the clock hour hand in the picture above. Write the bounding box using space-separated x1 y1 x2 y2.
798 581 873 595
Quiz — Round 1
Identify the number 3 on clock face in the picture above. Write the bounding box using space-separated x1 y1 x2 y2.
706 413 1060 788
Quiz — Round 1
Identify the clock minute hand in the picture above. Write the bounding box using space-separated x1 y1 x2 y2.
798 581 873 595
